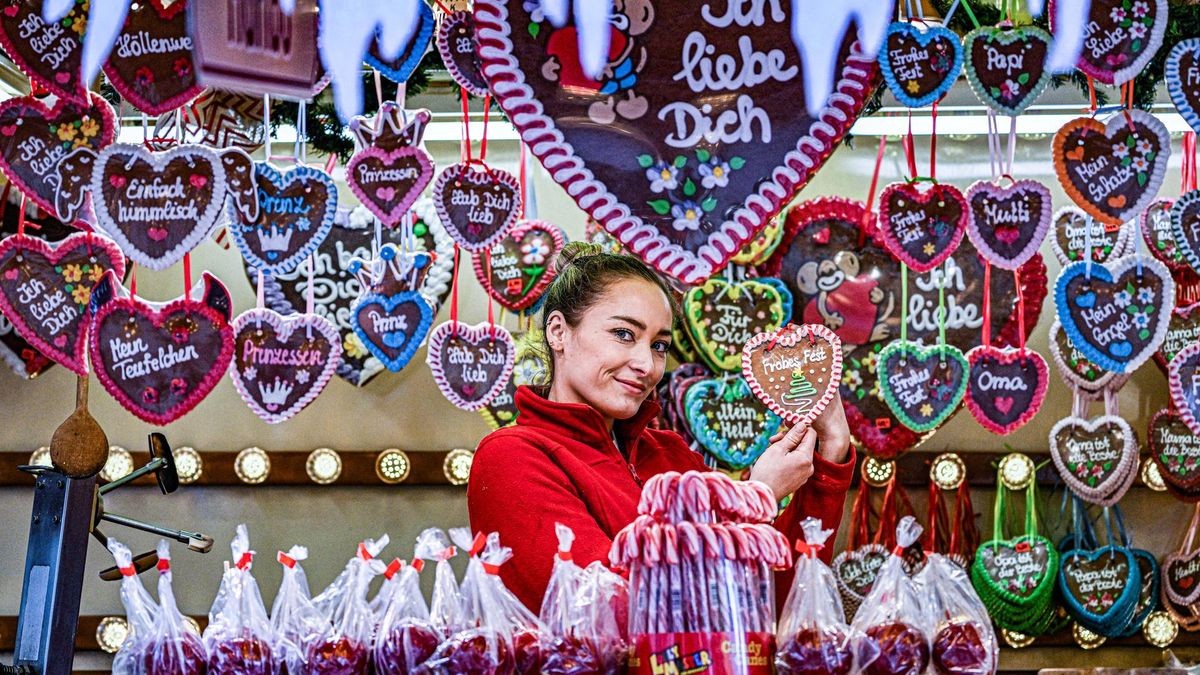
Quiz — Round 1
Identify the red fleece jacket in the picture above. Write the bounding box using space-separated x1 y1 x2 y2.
467 386 857 613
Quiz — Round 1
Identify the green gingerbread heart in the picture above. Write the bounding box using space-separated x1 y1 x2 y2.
877 341 969 433
683 277 785 373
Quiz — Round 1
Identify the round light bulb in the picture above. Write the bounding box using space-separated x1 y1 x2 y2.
28 446 51 467
376 449 411 484
306 448 342 485
173 446 203 485
100 446 134 483
234 447 270 484
930 453 966 490
444 448 474 486
96 616 130 654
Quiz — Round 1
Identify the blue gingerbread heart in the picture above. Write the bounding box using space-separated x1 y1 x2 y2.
879 22 964 109
364 1 435 84
1116 548 1161 638
684 376 781 470
351 290 433 372
1056 545 1140 637
755 277 795 324
229 163 338 277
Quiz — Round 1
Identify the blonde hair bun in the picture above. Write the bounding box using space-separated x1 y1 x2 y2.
553 241 605 272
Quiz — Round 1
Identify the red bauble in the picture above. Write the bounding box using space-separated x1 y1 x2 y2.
207 633 273 674
142 634 206 675
434 629 514 675
776 626 853 675
375 621 441 674
512 628 544 675
307 635 369 674
541 635 603 675
864 622 930 675
932 620 991 675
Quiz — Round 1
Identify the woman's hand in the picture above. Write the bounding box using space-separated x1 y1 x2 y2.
811 392 852 464
748 424 817 502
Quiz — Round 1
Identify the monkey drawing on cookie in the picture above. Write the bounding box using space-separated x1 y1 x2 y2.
796 251 893 346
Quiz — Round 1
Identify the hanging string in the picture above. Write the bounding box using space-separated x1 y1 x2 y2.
1014 268 1026 351
295 100 308 165
937 260 947 348
305 256 315 339
1184 132 1198 193
479 94 492 163
256 268 265 310
459 88 472 164
448 247 461 336
929 101 938 180
900 265 909 345
519 141 529 220
15 193 25 236
986 111 1000 180
130 264 137 296
1086 77 1097 113
373 69 384 110
861 137 888 244
981 262 992 347
263 94 272 161
903 112 918 179
1006 116 1017 178
183 252 192 293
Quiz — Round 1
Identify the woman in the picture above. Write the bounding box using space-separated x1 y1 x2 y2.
468 243 856 612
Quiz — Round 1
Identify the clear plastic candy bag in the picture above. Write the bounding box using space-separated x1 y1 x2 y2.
852 516 930 675
915 553 998 675
415 527 463 638
202 524 276 674
108 538 157 675
309 535 388 674
269 545 326 674
776 519 876 675
374 556 439 675
568 561 630 675
143 540 206 674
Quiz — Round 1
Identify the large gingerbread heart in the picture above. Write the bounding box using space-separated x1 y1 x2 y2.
346 146 435 227
88 271 234 425
433 162 521 252
962 26 1052 116
471 219 566 312
229 163 337 277
878 181 968 273
351 289 433 373
877 342 969 433
1052 110 1170 227
426 320 515 411
1149 408 1200 499
684 375 781 470
229 307 342 424
683 277 786 373
101 0 201 115
741 323 842 430
1049 0 1167 86
1167 39 1200 135
0 232 124 375
1156 302 1200 372
0 0 89 103
1049 415 1137 505
879 22 963 108
1164 548 1200 606
965 345 1047 436
475 1 878 284
1055 255 1175 374
68 144 227 271
0 93 115 221
1057 547 1139 630
965 179 1051 270
1050 206 1132 265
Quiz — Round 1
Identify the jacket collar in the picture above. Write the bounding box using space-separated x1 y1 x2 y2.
514 385 661 450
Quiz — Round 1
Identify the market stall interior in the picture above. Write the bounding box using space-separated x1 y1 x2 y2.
1 0 1200 672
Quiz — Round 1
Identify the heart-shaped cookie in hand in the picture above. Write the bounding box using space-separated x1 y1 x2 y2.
741 323 841 431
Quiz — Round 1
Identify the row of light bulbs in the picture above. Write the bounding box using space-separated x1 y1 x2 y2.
28 446 477 487
858 453 1170 493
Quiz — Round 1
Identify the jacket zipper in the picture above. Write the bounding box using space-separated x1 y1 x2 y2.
611 432 642 485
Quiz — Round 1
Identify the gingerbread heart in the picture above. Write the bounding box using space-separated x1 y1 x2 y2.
365 0 434 83
1167 38 1200 135
475 1 877 285
1052 110 1170 227
878 181 968 273
437 10 489 97
351 289 434 373
1139 198 1189 274
741 323 842 430
965 179 1051 270
433 162 521 252
70 144 228 271
877 342 969 433
684 277 786 373
426 320 515 411
1171 189 1200 277
88 271 234 425
684 375 781 470
1164 548 1200 606
1049 415 1137 505
1171 342 1200 437
471 219 566 312
1057 547 1139 631
229 163 337 276
1050 0 1167 86
1055 255 1175 374
0 0 89 103
1050 206 1132 265
965 345 1047 436
962 26 1052 116
879 22 963 108
1048 320 1130 396
228 308 342 424
346 146 435 227
833 544 890 617
973 536 1057 600
0 93 116 221
0 232 124 375
1149 408 1200 498
1155 302 1200 372
102 0 202 115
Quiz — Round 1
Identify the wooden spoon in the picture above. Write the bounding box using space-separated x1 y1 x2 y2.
50 376 109 478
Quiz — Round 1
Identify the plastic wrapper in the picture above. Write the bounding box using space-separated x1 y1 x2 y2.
416 528 464 637
308 535 388 674
916 553 998 675
776 519 875 675
374 556 438 675
203 524 276 675
269 545 326 675
852 516 930 675
143 541 206 674
108 538 158 675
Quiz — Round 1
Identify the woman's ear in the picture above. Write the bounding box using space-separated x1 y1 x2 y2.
545 310 567 353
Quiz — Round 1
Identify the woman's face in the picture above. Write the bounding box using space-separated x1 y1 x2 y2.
546 277 673 424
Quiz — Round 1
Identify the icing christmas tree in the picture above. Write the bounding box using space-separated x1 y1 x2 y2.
782 369 817 410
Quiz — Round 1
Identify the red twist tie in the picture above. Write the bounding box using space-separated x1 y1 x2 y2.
892 545 907 557
236 551 255 570
156 558 170 573
412 559 426 573
384 559 404 580
357 542 373 560
482 562 501 575
277 551 296 569
557 550 572 562
469 532 487 557
440 546 458 561
119 565 136 577
794 540 823 558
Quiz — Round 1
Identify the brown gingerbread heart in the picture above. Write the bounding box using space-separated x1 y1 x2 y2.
741 323 842 430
